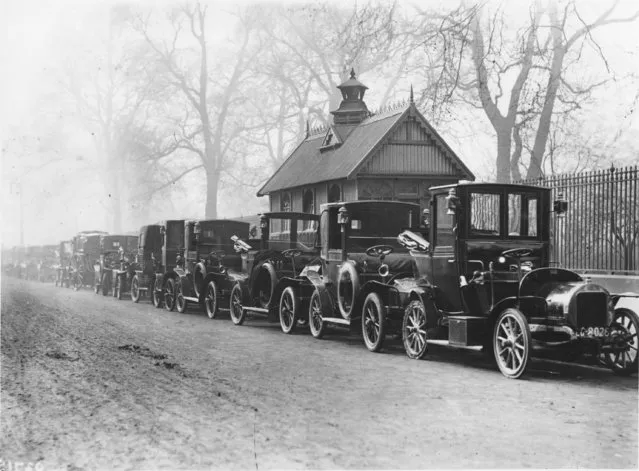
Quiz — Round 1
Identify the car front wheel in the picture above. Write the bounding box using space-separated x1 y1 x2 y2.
493 308 531 379
402 300 428 360
229 284 245 325
131 275 141 303
204 281 219 319
604 308 639 376
279 286 298 334
308 290 325 339
362 292 386 352
164 278 176 311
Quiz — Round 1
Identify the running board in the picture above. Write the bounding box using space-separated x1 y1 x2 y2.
427 339 482 351
183 296 199 303
243 307 269 314
321 317 351 326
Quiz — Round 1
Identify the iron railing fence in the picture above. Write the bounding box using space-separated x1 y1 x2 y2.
517 165 639 275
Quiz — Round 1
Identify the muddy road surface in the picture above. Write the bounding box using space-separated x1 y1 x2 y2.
1 277 637 469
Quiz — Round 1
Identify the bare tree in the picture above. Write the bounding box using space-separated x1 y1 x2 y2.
419 0 639 182
131 2 260 218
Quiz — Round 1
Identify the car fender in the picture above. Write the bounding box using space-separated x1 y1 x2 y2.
304 270 335 318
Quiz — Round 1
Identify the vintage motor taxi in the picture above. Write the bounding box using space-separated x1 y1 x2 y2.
389 182 638 378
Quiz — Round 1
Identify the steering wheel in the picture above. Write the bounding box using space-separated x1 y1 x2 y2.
209 250 225 259
281 249 303 259
366 245 394 258
501 248 533 259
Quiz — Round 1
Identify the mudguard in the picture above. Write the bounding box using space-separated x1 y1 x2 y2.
611 292 639 307
305 270 335 318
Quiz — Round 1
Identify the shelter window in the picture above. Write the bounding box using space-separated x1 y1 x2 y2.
302 189 315 229
328 184 342 203
280 192 291 232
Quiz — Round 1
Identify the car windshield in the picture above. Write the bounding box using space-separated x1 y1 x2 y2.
346 204 415 252
268 217 319 251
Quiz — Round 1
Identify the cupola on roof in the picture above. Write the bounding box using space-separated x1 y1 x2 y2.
330 68 369 125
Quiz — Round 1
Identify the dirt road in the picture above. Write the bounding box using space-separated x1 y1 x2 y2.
1 277 637 470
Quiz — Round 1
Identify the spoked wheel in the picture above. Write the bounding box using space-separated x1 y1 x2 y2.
164 278 176 312
73 275 82 291
204 281 219 319
229 284 245 326
493 308 532 379
101 273 110 296
279 286 298 334
362 292 386 352
308 289 325 339
176 280 187 313
115 276 122 300
604 308 639 376
402 300 428 360
152 280 163 308
131 275 141 303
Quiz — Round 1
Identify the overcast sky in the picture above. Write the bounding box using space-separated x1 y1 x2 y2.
2 0 638 247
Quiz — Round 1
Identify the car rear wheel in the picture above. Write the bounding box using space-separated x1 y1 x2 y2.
229 284 245 325
604 308 639 376
164 278 176 311
362 292 386 352
204 281 219 319
131 275 141 303
493 308 531 379
402 300 428 360
279 286 298 334
308 290 325 339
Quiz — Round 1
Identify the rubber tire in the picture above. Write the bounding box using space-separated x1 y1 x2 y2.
164 277 177 312
308 289 325 339
402 300 428 360
152 279 163 309
279 286 298 334
205 281 219 319
493 308 532 379
229 284 246 326
130 275 140 303
101 273 110 296
362 292 386 352
176 280 187 313
605 308 639 376
337 262 360 319
116 276 122 300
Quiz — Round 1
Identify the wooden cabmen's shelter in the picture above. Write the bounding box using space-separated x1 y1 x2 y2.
257 69 474 215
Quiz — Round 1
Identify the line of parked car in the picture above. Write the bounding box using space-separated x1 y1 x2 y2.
4 182 639 379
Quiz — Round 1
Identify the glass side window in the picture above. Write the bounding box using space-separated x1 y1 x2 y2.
527 198 538 237
508 193 539 238
435 195 454 247
508 194 522 236
470 193 500 237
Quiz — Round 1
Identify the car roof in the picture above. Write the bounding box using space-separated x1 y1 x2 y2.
320 200 421 211
429 181 550 193
259 212 320 220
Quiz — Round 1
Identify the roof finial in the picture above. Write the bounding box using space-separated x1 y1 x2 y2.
410 84 414 104
350 67 356 79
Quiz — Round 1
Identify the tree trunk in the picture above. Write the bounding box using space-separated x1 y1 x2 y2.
496 129 512 183
204 168 218 219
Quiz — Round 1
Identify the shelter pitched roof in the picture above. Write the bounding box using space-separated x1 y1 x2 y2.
257 103 474 196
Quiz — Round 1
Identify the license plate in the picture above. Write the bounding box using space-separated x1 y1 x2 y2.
576 327 619 338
